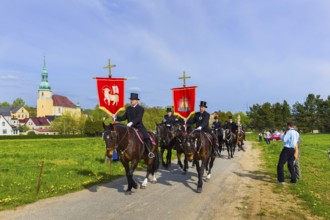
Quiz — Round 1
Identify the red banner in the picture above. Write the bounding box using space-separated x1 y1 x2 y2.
95 77 126 115
171 86 197 120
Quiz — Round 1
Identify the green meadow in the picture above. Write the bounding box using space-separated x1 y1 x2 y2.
0 138 125 210
1 135 329 219
247 133 330 219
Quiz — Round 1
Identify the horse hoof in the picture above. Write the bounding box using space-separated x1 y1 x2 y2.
133 184 138 189
140 185 146 189
197 187 202 193
151 180 157 184
125 191 132 195
205 178 210 182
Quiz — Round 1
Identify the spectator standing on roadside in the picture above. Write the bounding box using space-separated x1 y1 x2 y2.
277 122 300 184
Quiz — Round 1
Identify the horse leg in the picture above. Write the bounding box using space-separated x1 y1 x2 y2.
160 146 167 168
195 160 204 193
122 161 134 195
166 147 172 168
238 141 245 152
226 143 230 159
231 142 236 158
142 150 159 188
177 152 183 169
183 155 189 174
206 156 215 182
126 160 138 193
149 147 159 184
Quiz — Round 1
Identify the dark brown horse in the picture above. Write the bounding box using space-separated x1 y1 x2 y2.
183 130 215 193
170 123 190 173
102 123 159 195
224 129 235 159
155 123 173 168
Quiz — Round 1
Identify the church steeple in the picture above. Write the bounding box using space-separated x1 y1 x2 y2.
38 56 51 90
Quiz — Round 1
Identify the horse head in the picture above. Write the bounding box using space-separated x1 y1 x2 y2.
225 129 232 142
170 123 184 138
183 130 201 161
102 122 118 159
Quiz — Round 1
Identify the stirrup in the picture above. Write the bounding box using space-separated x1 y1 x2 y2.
148 152 155 159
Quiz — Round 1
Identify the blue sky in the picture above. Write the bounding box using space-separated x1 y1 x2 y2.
1 0 330 113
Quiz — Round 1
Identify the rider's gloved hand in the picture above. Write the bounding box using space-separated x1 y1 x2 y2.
112 114 117 120
127 122 133 127
196 126 202 130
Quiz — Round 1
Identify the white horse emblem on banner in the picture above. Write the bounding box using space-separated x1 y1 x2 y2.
103 85 119 106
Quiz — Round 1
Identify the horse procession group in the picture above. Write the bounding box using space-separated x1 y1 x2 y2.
101 96 246 195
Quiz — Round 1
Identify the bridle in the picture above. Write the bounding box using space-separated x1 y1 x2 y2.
225 129 232 142
103 129 118 151
103 125 130 153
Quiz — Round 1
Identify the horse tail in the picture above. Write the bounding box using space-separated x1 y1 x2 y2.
152 145 160 172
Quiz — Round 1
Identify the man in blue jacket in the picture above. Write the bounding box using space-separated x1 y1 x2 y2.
277 122 300 184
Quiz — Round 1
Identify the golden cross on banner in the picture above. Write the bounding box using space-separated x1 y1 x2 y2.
103 58 116 78
178 71 191 87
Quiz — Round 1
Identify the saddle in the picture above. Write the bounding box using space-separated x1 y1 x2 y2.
132 128 156 145
192 131 215 145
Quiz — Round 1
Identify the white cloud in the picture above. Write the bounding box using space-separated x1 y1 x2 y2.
0 75 18 79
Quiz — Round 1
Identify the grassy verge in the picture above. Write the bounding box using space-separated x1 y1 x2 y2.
0 138 126 211
246 133 330 219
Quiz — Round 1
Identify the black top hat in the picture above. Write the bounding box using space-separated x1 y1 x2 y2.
166 107 172 112
214 116 218 119
199 101 207 108
129 93 140 100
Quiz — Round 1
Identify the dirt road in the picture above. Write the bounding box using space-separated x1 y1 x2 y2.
0 142 319 220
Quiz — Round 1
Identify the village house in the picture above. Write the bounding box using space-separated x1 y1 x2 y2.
0 115 19 135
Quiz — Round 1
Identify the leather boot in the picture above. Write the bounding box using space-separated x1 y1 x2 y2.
145 139 155 158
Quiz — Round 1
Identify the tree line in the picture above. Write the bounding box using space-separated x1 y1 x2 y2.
247 93 330 133
3 93 329 134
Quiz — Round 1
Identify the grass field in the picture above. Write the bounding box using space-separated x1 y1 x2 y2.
247 133 330 219
1 135 329 219
0 138 126 210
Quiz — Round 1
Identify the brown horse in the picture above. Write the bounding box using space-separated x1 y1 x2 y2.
235 128 246 152
102 123 159 195
183 130 215 193
155 123 173 168
170 123 190 173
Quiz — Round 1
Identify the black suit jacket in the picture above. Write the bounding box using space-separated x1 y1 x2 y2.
116 104 148 138
162 115 176 126
188 111 211 133
212 121 222 130
225 121 237 133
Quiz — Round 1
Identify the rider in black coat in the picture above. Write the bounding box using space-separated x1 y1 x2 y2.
113 93 154 158
187 101 221 157
211 116 222 130
223 115 238 141
224 116 238 132
162 108 176 130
